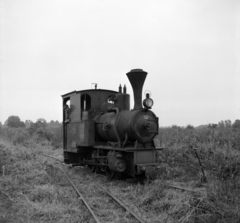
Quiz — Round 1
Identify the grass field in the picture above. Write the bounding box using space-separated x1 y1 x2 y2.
0 126 240 223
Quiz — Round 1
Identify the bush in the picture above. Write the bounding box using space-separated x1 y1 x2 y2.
0 127 29 145
0 124 62 148
47 126 62 149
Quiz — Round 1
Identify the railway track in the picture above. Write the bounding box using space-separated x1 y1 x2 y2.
38 153 146 223
39 152 205 222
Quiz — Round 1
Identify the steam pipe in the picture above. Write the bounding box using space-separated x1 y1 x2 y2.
107 107 121 147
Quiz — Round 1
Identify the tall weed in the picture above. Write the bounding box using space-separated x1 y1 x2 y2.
157 127 240 222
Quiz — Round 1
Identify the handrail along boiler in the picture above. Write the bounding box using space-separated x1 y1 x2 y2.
62 69 160 180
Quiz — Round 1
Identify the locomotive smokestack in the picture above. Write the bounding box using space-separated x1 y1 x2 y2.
126 69 147 110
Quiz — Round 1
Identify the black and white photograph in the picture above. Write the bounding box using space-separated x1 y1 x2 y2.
0 0 239 222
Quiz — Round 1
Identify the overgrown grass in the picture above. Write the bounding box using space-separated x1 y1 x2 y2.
0 139 92 223
0 125 62 148
153 127 240 222
1 126 240 222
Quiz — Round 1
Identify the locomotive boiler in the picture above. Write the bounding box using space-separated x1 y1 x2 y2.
62 69 161 180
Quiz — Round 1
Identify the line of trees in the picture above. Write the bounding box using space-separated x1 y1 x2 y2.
1 116 240 132
171 119 240 130
1 116 61 129
0 116 62 148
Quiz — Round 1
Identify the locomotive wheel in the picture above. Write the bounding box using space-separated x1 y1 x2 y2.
135 168 158 184
88 165 96 173
126 178 138 183
129 170 157 184
125 174 146 184
106 167 116 180
145 166 157 181
135 174 147 184
86 152 100 173
88 165 101 174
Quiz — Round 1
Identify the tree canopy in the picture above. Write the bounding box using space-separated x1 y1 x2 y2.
232 120 240 129
5 116 25 128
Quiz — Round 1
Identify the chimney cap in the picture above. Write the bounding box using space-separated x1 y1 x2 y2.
127 69 147 74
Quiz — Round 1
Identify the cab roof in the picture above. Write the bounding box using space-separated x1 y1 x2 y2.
61 89 118 98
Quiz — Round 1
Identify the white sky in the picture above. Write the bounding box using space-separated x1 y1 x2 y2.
0 0 239 127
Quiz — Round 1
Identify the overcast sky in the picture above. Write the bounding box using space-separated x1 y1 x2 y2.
0 0 239 127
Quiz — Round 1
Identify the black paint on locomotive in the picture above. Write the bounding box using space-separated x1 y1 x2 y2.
61 69 160 180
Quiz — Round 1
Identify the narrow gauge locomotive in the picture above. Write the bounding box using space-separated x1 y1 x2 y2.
62 69 161 180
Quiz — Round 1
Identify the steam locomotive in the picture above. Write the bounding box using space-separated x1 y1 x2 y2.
62 69 161 180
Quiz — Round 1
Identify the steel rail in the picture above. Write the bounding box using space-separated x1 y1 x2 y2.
38 153 100 223
163 183 205 194
38 153 84 168
39 153 146 223
39 153 204 222
62 169 146 223
37 153 64 163
59 167 101 223
96 183 145 223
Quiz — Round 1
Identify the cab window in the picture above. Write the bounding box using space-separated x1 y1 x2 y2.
81 94 91 111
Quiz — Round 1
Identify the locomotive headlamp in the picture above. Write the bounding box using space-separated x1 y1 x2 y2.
143 93 154 109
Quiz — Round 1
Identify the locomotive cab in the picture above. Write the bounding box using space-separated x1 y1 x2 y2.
62 89 119 149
